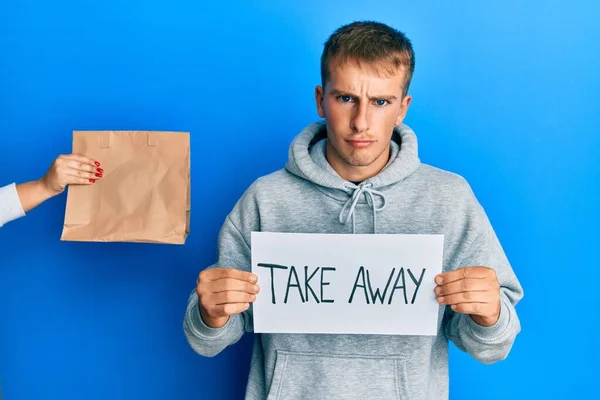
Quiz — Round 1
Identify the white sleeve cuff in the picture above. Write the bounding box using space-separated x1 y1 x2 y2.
0 183 25 227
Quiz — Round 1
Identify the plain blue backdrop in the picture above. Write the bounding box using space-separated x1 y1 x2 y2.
1 1 598 399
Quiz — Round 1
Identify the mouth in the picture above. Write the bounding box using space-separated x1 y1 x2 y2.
346 139 375 149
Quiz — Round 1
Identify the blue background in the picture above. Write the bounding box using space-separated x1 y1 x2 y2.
1 1 598 399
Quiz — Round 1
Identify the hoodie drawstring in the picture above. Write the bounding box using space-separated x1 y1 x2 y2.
339 182 387 234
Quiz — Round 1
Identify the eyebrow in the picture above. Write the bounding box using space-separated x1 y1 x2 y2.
330 89 398 101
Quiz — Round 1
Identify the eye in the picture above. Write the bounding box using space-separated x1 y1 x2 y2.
339 95 353 103
375 99 389 107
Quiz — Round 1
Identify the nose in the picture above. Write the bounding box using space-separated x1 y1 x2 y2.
350 101 369 133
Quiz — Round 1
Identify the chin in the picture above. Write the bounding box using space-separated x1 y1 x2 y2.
345 149 375 163
345 155 377 167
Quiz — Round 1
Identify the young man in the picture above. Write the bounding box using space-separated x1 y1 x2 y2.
184 21 523 399
0 154 103 227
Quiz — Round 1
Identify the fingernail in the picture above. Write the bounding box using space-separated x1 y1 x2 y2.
94 161 100 167
254 285 260 293
97 168 104 173
436 276 443 284
451 305 457 311
250 274 258 283
95 173 102 177
437 296 445 304
434 287 441 295
89 179 96 183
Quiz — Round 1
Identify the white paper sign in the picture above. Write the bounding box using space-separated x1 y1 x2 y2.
251 232 444 336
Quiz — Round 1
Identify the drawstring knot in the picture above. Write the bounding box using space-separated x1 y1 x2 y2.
338 182 386 233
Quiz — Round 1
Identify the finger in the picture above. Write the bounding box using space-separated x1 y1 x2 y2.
449 302 495 317
206 291 257 305
437 291 490 305
59 176 95 185
62 168 99 181
61 159 100 175
61 154 100 168
436 267 492 285
209 279 260 294
435 278 493 296
200 268 258 283
205 302 250 318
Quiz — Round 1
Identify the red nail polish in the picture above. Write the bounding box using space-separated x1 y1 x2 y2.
94 161 100 167
89 179 96 183
97 168 104 173
95 173 102 177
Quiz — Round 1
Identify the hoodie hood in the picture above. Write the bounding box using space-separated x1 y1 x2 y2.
285 121 421 233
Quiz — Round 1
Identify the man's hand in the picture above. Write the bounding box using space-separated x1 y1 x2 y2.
435 266 501 327
196 268 260 329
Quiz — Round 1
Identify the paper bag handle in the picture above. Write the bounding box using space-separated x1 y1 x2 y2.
100 131 158 148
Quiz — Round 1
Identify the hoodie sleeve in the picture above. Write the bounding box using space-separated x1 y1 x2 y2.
183 189 258 357
444 184 523 364
0 183 25 227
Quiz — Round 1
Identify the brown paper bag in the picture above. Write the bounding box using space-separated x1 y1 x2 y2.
61 130 190 244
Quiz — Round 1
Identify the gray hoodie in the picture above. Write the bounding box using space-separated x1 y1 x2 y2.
183 122 523 400
0 183 25 227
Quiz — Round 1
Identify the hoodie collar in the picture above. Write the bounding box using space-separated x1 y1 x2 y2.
285 121 420 196
284 121 421 233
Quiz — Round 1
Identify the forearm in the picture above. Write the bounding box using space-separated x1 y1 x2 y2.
445 293 521 364
16 180 56 212
183 291 246 358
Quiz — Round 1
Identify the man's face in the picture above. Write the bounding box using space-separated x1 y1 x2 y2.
315 60 412 181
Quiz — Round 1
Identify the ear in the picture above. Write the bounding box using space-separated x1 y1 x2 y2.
315 85 326 118
395 94 412 126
